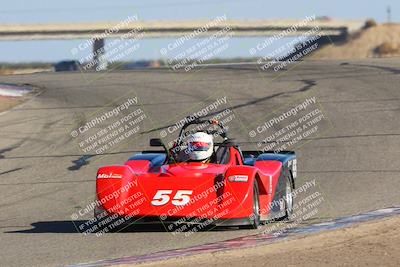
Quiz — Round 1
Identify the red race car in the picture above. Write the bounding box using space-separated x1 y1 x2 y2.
94 118 297 230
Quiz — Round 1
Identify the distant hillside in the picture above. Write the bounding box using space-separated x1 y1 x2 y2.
310 23 400 59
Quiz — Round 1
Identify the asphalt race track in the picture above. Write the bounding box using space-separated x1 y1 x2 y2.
0 59 399 267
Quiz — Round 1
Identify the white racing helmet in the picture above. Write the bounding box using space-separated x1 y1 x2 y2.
187 132 213 161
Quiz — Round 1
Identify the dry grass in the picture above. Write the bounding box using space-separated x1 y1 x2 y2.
311 23 400 59
0 68 13 75
375 42 400 55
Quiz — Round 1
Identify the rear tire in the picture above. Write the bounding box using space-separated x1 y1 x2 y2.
283 174 294 220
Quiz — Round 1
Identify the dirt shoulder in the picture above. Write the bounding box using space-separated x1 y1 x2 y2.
0 83 38 113
125 216 400 267
0 96 24 113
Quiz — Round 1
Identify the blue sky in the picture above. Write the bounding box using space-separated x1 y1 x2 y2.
0 0 399 62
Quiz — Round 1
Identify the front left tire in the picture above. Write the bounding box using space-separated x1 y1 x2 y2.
241 180 260 229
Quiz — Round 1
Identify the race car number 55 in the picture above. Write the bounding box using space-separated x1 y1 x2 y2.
151 190 193 206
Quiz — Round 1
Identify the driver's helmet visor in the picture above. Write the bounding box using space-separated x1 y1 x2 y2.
189 141 211 151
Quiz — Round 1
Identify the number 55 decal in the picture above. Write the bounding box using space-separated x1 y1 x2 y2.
151 190 193 206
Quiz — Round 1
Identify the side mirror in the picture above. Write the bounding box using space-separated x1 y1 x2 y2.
150 138 164 147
